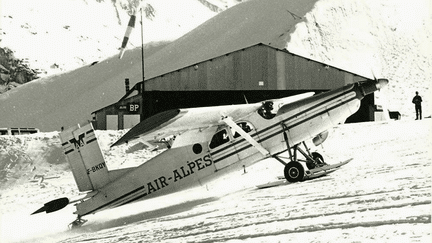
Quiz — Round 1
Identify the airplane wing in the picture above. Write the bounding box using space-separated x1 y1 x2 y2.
111 103 262 147
111 92 315 147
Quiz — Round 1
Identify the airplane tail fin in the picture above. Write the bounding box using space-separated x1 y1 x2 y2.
60 122 110 192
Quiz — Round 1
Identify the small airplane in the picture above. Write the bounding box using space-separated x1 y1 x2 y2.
32 78 388 228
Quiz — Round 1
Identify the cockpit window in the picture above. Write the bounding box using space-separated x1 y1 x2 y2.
258 101 276 119
209 129 230 149
233 122 253 138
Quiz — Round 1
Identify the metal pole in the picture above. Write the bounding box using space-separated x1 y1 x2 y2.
141 7 145 91
140 7 146 122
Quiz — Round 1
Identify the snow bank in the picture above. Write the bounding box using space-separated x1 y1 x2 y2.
287 0 432 119
0 128 163 242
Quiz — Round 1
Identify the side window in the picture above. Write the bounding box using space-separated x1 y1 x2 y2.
209 129 230 149
233 122 253 138
258 101 276 119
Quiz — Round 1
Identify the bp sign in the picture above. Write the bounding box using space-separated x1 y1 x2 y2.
118 103 140 113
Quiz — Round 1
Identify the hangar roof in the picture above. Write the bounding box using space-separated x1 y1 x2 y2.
140 0 318 83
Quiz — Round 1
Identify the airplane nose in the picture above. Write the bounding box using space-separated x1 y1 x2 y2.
358 78 389 96
375 79 389 90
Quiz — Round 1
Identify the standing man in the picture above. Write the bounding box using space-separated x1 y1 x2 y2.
412 91 423 120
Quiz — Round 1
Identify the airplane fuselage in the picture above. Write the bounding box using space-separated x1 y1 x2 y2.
75 80 383 217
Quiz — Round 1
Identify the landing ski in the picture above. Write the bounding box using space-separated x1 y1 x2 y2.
256 158 352 189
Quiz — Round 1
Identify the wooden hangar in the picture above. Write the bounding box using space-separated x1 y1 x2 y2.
92 43 385 130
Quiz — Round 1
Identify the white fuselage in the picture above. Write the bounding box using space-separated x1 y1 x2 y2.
76 82 369 217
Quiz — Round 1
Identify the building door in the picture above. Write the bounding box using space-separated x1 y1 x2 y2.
106 115 118 130
124 114 140 129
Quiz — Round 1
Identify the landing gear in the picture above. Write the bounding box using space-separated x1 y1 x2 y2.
68 216 87 229
274 142 327 182
307 152 326 169
284 161 305 182
275 125 328 182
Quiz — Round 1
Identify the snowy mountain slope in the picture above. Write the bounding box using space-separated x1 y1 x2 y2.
287 0 432 119
0 0 431 132
0 119 430 242
1 0 220 76
0 0 220 131
0 0 318 132
125 0 318 82
0 43 170 132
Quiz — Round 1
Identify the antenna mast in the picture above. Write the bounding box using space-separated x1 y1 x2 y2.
140 7 145 91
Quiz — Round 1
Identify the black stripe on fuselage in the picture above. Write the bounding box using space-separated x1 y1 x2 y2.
117 192 147 208
211 96 354 164
82 186 145 216
83 86 359 216
260 94 356 144
259 85 355 137
211 87 358 162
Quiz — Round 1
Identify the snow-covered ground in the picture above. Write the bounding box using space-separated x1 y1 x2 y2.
0 119 430 242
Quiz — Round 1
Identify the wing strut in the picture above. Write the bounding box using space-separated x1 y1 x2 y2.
221 116 270 156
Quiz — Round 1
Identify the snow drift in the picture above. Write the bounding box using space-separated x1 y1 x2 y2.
0 0 431 132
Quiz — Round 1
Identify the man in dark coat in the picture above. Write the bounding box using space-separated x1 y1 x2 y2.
412 91 423 120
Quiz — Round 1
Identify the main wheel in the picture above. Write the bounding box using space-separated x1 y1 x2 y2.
306 152 326 169
284 161 305 182
311 152 325 165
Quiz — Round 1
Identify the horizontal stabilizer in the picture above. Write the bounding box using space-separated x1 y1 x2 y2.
31 197 69 215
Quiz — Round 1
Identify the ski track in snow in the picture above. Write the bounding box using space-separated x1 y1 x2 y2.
1 120 429 243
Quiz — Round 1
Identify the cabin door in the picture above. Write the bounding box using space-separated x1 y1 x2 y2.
208 127 240 171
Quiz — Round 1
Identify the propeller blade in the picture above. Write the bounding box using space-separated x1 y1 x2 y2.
371 68 377 80
31 197 70 215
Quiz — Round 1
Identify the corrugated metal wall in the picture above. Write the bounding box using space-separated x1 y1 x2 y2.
144 44 365 91
280 50 345 90
93 44 371 129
